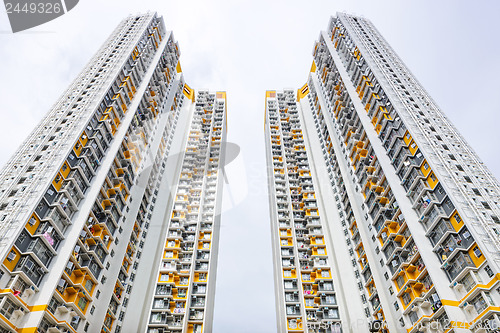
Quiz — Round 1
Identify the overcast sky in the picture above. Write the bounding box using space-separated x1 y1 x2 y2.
1 1 499 332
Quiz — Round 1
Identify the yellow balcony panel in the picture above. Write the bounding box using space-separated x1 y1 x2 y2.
73 141 83 156
413 281 424 291
305 209 318 216
426 172 439 189
85 238 96 247
106 188 117 199
198 241 211 250
287 318 303 331
89 223 103 237
158 272 173 283
311 236 324 245
3 247 21 272
110 123 117 135
357 149 368 158
406 264 417 273
62 286 78 303
403 131 412 145
379 197 389 205
187 323 203 333
312 246 327 256
283 269 297 279
394 234 404 243
163 250 178 260
52 172 64 191
25 213 41 235
469 244 486 267
450 212 464 232
317 269 331 279
69 269 85 285
385 220 398 229
99 113 109 122
60 161 71 179
408 139 419 155
101 199 112 211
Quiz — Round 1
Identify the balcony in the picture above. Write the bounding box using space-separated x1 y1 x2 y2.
14 256 44 286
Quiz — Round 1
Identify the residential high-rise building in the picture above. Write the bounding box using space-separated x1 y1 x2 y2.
0 12 226 333
136 90 227 333
265 13 500 333
265 89 366 333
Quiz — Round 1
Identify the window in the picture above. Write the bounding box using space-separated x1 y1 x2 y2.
471 294 488 313
77 297 88 311
402 292 411 305
397 275 405 288
473 246 482 258
7 250 16 261
0 298 18 319
85 280 94 292
284 270 292 277
460 273 475 292
485 265 494 278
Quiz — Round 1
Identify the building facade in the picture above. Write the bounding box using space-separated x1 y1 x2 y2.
266 13 500 333
0 12 226 333
265 89 367 333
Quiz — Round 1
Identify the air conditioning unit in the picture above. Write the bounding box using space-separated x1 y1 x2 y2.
12 308 25 320
47 327 62 333
464 303 474 312
453 282 464 292
420 299 431 308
